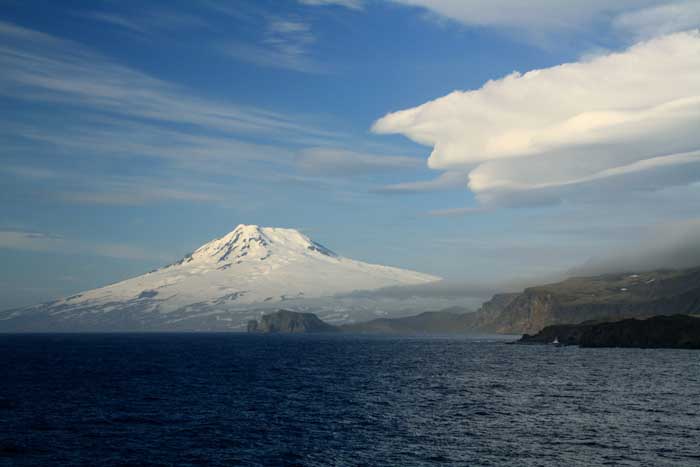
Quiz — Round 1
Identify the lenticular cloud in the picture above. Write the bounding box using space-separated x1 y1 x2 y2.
372 31 700 205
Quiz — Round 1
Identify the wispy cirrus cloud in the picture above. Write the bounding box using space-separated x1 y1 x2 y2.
80 9 208 35
81 12 149 34
0 20 332 140
297 147 423 176
0 230 169 261
1 164 237 207
224 17 324 73
0 19 349 208
2 165 60 181
298 0 364 10
374 171 465 193
79 5 328 74
57 182 227 206
2 115 297 171
427 206 490 217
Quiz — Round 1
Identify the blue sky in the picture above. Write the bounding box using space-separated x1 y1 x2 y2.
2 0 700 310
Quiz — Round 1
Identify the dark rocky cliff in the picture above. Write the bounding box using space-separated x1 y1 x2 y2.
518 315 700 349
469 267 700 334
247 310 338 334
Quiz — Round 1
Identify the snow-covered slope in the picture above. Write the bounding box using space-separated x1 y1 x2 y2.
0 225 440 331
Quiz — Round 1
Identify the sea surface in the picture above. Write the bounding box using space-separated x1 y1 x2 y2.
1 333 699 466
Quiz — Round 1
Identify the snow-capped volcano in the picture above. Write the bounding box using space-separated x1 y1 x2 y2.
0 225 440 331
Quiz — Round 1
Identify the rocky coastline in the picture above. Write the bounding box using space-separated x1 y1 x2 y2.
517 314 700 348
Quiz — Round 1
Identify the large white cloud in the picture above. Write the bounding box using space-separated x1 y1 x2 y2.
373 31 700 205
614 1 700 40
388 0 698 34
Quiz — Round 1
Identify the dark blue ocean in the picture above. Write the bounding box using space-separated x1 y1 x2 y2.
1 334 699 466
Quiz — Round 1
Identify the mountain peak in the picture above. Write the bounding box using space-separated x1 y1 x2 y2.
190 224 271 263
232 223 262 233
177 224 337 265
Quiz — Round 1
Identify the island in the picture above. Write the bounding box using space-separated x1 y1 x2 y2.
246 310 338 334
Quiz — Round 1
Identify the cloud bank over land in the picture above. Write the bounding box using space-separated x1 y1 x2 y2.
373 31 700 206
571 219 700 276
338 280 501 301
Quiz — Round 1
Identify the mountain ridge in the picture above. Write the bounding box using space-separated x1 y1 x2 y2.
466 266 700 334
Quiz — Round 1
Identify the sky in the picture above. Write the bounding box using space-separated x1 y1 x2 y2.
1 0 700 310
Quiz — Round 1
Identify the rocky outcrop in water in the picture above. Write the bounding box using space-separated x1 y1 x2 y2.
247 310 338 334
518 314 700 348
517 322 598 345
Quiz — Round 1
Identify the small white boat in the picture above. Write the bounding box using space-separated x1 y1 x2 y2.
552 337 562 346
